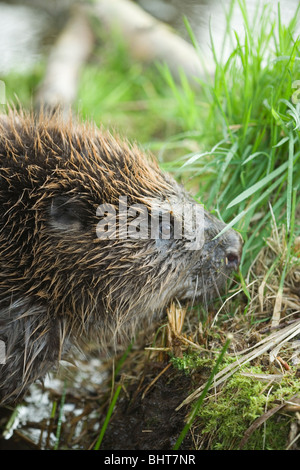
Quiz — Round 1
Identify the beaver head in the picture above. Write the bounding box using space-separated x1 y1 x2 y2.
0 110 242 403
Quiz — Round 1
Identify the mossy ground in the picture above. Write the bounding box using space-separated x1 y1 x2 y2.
171 351 299 450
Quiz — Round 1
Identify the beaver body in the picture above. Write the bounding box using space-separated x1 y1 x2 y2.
0 110 242 403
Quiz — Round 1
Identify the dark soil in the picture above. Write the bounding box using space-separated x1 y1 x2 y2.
0 357 196 450
100 363 193 450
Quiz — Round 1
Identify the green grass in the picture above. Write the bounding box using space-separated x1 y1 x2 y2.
173 336 232 450
76 29 180 144
0 64 44 108
162 1 300 274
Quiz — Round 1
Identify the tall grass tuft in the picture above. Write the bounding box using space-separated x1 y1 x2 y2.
160 0 300 274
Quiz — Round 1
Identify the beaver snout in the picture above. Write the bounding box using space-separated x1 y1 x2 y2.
203 211 243 271
224 230 243 271
225 250 241 270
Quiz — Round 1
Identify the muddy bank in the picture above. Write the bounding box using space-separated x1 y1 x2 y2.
100 363 193 450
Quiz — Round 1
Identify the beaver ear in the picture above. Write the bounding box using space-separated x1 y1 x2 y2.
49 195 84 231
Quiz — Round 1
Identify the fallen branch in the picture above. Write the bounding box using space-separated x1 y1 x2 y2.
35 5 94 113
90 0 204 83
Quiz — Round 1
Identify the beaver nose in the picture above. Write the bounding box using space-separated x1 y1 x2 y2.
225 250 241 270
224 230 243 271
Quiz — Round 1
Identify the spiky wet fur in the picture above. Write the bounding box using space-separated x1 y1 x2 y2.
0 109 242 403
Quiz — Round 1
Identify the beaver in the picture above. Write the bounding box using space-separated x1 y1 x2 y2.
0 109 242 404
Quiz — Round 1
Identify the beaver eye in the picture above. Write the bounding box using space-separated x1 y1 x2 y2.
49 196 83 231
159 219 173 239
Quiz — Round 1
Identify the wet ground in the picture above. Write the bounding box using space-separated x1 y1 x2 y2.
0 356 196 450
100 363 193 450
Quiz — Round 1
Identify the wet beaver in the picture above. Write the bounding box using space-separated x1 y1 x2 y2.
0 109 242 404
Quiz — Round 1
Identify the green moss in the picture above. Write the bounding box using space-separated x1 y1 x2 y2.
172 351 299 449
196 364 299 450
171 351 214 373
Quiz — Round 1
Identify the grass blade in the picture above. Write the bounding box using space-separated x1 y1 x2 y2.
173 336 231 450
94 384 122 450
227 160 289 208
54 381 67 450
286 133 294 230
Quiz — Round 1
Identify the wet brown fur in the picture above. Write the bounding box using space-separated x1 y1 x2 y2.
0 109 242 403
